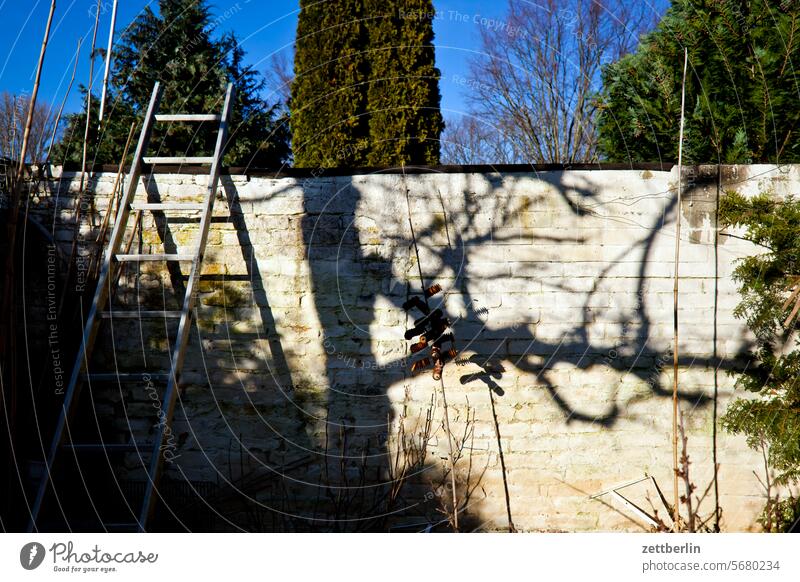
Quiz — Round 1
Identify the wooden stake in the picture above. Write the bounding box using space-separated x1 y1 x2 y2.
12 0 56 186
62 0 102 312
46 37 81 163
79 0 103 194
98 0 118 123
88 121 136 279
0 0 56 355
672 47 689 530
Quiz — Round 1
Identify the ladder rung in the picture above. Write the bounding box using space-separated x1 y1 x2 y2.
116 253 195 262
154 113 221 122
63 443 147 453
83 372 171 383
130 202 205 212
100 310 183 319
143 156 214 165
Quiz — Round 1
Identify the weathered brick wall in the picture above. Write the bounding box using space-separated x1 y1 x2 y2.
24 164 793 531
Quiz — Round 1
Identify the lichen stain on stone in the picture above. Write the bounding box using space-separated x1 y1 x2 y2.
200 281 250 307
430 213 447 233
719 164 748 188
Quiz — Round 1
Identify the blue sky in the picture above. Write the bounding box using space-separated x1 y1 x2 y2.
0 1 667 121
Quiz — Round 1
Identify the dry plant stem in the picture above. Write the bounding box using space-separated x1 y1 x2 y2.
0 0 56 506
306 398 439 531
404 190 430 309
11 0 56 187
79 0 102 194
672 47 689 530
676 411 718 532
439 376 459 531
21 38 82 261
783 292 800 327
678 413 695 532
46 37 81 162
756 438 775 531
780 277 800 311
712 168 722 532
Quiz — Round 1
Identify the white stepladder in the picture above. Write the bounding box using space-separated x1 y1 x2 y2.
28 81 234 532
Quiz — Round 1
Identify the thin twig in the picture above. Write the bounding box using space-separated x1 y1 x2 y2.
439 376 459 531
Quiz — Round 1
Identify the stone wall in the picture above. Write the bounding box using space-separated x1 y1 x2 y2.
22 163 793 531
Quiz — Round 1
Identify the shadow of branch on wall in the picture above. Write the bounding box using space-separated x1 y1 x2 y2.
281 168 750 530
17 166 753 532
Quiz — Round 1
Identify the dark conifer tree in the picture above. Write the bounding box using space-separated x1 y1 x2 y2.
291 0 369 167
55 0 289 167
598 0 800 164
364 0 443 166
291 0 443 167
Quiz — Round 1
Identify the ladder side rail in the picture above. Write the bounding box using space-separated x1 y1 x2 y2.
138 83 234 530
28 82 164 532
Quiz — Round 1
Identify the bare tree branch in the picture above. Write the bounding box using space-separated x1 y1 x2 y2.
0 92 55 164
447 0 656 164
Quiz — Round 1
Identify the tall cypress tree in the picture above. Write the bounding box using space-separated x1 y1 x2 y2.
291 0 443 167
291 0 369 167
364 1 443 166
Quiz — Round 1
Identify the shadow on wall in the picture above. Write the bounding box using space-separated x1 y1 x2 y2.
17 166 751 532
156 167 748 531
281 168 745 531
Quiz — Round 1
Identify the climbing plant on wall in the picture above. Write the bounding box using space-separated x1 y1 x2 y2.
719 190 800 531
